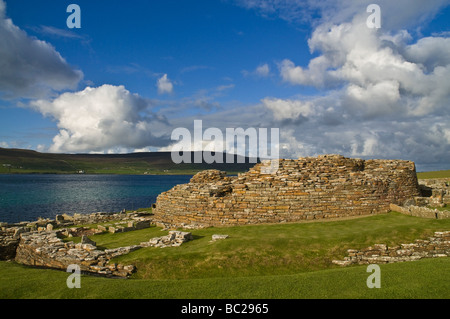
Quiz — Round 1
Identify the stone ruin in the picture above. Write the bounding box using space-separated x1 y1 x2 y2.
153 155 422 228
0 210 193 278
417 178 450 207
1 154 449 277
332 231 450 266
389 177 450 219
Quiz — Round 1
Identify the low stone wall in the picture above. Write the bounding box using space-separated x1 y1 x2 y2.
417 178 450 206
0 228 20 261
390 204 450 219
56 210 152 227
153 155 421 228
332 231 450 266
1 210 152 232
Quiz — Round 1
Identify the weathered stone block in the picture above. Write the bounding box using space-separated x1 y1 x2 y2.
212 234 229 241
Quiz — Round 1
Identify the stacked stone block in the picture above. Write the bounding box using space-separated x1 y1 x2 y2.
153 155 421 228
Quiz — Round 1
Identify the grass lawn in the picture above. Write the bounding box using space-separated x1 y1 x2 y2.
0 212 449 299
0 257 448 299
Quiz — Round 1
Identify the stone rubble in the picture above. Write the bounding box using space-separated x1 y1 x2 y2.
417 178 450 207
0 210 193 278
211 234 229 241
140 231 193 248
332 231 450 266
14 230 126 277
11 227 193 277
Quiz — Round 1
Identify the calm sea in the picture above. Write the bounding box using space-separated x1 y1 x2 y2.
0 174 192 224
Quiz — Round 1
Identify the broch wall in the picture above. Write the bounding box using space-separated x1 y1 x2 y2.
153 155 421 228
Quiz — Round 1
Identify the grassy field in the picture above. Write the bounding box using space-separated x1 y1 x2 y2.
0 212 449 299
91 212 450 280
0 257 448 299
417 170 450 179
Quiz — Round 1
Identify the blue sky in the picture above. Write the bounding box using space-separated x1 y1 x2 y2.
0 0 449 171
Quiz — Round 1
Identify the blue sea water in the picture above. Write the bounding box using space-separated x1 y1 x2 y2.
0 174 192 224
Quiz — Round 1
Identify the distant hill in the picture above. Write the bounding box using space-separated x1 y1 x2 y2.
0 148 259 175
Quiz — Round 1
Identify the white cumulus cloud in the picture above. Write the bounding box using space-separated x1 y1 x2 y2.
274 2 450 120
157 74 174 95
30 85 170 153
255 63 270 77
262 97 314 121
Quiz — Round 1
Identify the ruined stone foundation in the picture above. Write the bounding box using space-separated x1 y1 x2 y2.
153 155 421 228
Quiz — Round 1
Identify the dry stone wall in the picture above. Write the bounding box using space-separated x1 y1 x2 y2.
390 204 450 219
0 228 20 261
332 231 450 266
417 178 450 207
153 155 421 228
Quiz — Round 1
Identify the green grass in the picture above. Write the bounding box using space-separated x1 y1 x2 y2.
93 212 450 280
417 170 450 179
428 205 450 212
1 212 449 299
0 258 448 299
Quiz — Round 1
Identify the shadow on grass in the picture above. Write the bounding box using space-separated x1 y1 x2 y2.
191 234 205 241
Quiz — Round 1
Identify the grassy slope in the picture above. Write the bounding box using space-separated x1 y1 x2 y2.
0 148 256 175
1 212 449 299
106 212 450 280
4 147 450 177
2 147 449 178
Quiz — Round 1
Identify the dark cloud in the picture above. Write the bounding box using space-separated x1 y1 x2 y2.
0 0 83 99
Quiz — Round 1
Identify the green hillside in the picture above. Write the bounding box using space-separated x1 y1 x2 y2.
1 148 449 177
0 148 257 175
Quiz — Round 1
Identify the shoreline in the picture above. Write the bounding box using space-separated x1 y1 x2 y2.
2 171 449 179
0 173 196 176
